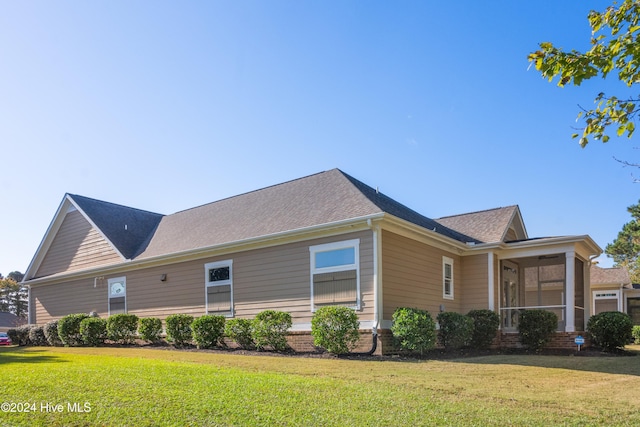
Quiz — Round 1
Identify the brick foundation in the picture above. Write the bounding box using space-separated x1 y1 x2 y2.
496 331 590 350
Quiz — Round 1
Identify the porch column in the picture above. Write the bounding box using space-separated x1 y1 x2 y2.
488 252 494 311
565 251 576 332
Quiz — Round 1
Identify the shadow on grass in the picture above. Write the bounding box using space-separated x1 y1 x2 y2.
447 346 640 376
0 346 67 365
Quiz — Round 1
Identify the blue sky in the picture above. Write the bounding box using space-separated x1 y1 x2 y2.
1 1 637 276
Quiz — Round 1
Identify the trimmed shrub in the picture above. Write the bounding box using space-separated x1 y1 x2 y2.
191 315 226 349
518 309 558 351
28 325 48 346
107 314 139 344
633 325 640 345
44 320 63 346
311 306 361 355
80 317 108 347
252 310 292 352
467 309 500 349
165 314 194 347
224 318 255 349
58 313 90 346
437 311 473 351
587 311 633 351
138 317 163 343
391 307 437 355
7 326 30 346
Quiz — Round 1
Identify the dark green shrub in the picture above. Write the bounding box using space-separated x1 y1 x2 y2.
7 326 30 346
80 317 108 347
437 311 473 350
191 315 226 349
587 311 633 351
518 309 558 351
28 325 48 346
165 314 194 347
224 318 255 349
252 310 292 352
107 314 139 344
311 306 361 355
391 307 436 355
467 309 500 349
633 325 640 344
58 313 90 346
138 317 163 343
44 320 63 346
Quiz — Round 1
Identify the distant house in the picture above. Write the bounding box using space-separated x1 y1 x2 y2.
23 169 602 352
590 265 640 324
0 312 26 332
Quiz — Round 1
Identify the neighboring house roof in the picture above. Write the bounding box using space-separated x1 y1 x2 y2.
590 265 631 286
69 194 164 259
435 205 526 243
0 312 25 328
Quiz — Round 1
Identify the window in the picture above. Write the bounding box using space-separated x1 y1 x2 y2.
310 239 360 310
443 257 454 300
205 260 233 316
108 277 126 315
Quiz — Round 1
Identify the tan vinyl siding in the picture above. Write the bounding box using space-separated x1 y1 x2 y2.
32 230 374 326
36 210 121 278
381 230 461 319
460 254 488 312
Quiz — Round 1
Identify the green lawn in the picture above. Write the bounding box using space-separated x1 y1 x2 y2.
1 346 639 426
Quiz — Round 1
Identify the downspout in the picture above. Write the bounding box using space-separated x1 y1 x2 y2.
350 219 380 356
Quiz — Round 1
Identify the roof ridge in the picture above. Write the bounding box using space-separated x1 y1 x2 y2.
436 205 518 220
170 169 337 215
68 193 164 217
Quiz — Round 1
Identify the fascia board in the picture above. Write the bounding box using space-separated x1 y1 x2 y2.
25 213 384 286
380 215 469 255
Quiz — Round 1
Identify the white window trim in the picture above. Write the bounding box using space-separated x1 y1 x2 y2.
592 289 622 313
107 276 127 315
309 239 360 311
204 260 234 317
443 256 454 300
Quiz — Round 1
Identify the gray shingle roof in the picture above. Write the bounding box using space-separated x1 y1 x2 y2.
435 206 519 244
69 194 164 259
0 312 25 328
590 266 631 286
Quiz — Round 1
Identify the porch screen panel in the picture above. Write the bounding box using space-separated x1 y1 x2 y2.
109 297 126 315
313 270 357 305
207 285 231 313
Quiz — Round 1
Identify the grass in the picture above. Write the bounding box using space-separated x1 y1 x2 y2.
1 346 640 426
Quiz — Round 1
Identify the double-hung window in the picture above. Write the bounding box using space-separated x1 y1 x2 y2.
310 239 360 310
205 260 233 316
443 256 454 300
108 277 127 315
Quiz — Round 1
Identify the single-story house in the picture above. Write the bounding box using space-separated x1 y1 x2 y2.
23 169 602 353
590 265 640 324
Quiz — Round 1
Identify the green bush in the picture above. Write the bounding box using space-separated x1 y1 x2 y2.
44 320 63 346
28 325 48 346
106 314 139 344
311 306 361 355
191 315 226 349
58 313 90 346
138 317 163 343
224 318 255 349
467 309 500 349
80 317 108 347
391 307 436 355
633 325 640 344
165 314 194 347
437 311 473 351
252 310 292 352
587 311 633 351
518 310 558 351
7 326 30 346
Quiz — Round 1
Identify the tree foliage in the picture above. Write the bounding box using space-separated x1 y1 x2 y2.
0 271 27 318
528 0 640 146
605 200 640 282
